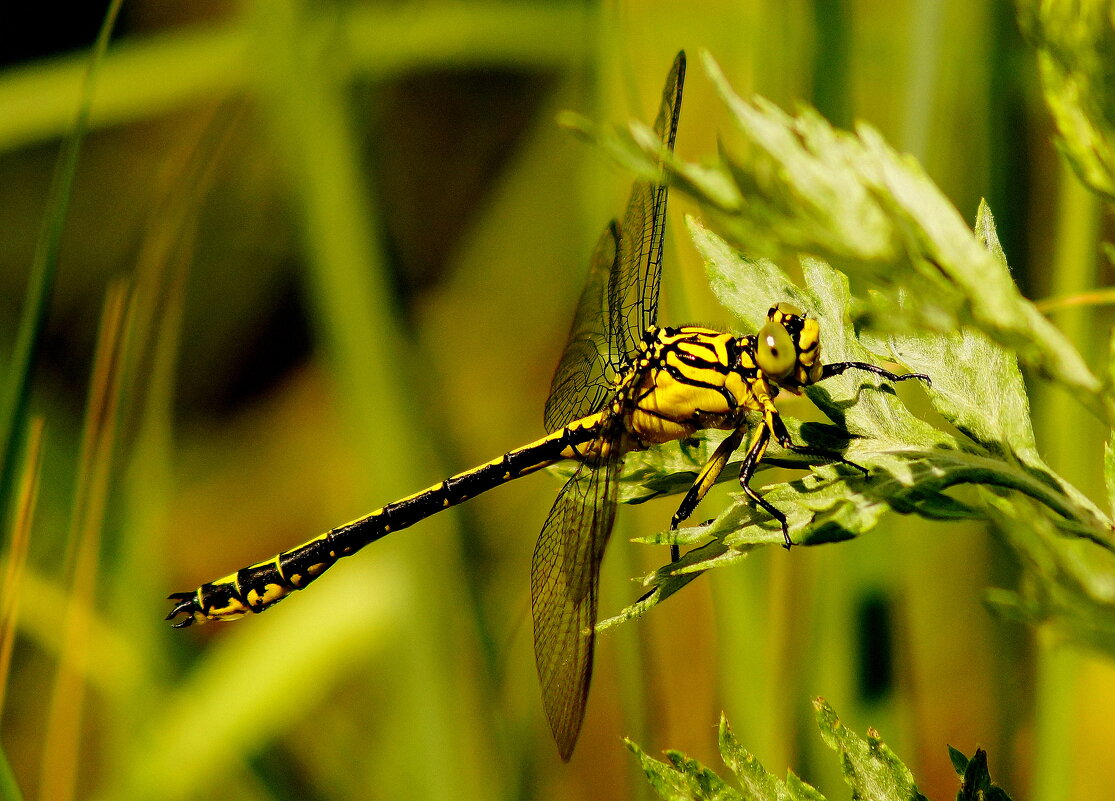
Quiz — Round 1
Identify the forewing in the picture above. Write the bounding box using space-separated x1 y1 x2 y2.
609 51 686 362
531 453 620 760
543 223 619 432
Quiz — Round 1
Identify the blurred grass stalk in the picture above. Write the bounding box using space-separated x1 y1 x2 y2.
238 0 541 796
1020 4 1113 796
1031 164 1103 801
38 282 130 801
0 2 594 153
249 0 462 794
1 4 123 800
0 418 44 723
0 0 122 534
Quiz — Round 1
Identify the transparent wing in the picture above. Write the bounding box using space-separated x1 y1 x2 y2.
608 50 686 363
531 450 620 760
533 53 686 759
544 51 686 431
543 223 620 432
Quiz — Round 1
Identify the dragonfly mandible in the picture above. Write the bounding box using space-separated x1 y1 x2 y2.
167 51 929 760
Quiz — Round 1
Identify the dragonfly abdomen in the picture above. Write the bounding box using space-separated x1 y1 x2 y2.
166 417 607 627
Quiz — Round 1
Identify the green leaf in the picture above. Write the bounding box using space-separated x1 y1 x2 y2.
953 747 1015 801
813 699 929 801
687 214 810 333
598 223 1113 625
596 539 726 632
671 51 1100 396
947 745 970 775
629 704 978 801
1017 0 1115 201
567 50 1100 394
625 739 745 801
886 203 1038 456
784 774 827 801
0 745 22 801
800 258 945 443
983 494 1115 661
572 51 1115 655
719 716 826 801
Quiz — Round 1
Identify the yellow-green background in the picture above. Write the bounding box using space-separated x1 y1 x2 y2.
1 2 1111 800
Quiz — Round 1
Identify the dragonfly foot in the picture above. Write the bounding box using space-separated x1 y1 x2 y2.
779 518 793 550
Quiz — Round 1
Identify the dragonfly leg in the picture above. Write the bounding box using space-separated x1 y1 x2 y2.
737 422 793 547
820 361 931 387
768 412 868 477
669 426 747 560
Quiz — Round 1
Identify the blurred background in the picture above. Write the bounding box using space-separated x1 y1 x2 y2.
1 1 1112 800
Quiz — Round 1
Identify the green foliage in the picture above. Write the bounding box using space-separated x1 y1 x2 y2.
629 702 1017 801
1017 0 1115 201
594 53 1115 660
0 747 22 801
0 0 123 529
949 747 1014 801
628 700 993 801
563 51 1100 397
605 213 1115 635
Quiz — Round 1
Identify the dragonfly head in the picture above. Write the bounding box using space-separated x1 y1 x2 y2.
754 303 822 390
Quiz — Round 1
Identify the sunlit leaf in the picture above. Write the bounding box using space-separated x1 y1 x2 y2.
602 221 1112 625
629 703 952 801
626 738 745 801
572 50 1100 395
719 716 825 801
1017 0 1115 201
813 699 928 801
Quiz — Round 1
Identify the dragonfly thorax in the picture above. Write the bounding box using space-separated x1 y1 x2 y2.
626 326 769 446
624 305 826 447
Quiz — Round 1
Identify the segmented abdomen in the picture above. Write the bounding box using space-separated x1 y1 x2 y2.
166 415 607 627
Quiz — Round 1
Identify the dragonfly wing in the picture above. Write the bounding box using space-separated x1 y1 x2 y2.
543 223 619 432
534 52 686 759
545 53 687 431
609 51 686 363
531 454 620 760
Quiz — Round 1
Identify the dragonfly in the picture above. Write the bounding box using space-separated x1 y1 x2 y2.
167 51 929 759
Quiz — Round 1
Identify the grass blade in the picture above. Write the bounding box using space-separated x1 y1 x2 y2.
0 747 22 801
0 417 44 726
0 0 123 536
37 281 130 801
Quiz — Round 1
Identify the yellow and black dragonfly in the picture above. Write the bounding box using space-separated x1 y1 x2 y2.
167 51 928 759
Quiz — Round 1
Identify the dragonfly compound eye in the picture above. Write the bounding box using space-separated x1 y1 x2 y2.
756 320 797 380
770 301 803 318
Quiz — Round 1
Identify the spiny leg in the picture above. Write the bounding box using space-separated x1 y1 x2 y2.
820 362 931 386
736 423 793 548
796 361 930 479
767 413 868 478
669 426 747 561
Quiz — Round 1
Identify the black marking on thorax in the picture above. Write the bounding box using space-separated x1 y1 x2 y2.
735 334 761 380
